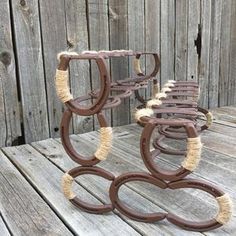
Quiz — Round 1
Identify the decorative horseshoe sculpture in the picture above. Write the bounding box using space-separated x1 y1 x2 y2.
55 50 232 232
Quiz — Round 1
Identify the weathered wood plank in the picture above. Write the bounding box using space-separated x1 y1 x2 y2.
199 0 211 108
87 0 111 128
0 0 21 146
187 0 200 82
65 0 93 134
228 0 236 105
39 0 67 138
109 0 130 126
145 0 161 98
0 215 10 236
0 63 7 147
32 138 202 236
219 0 231 106
175 0 188 82
2 145 140 236
210 106 236 124
128 0 145 122
208 0 223 108
11 0 49 142
160 0 175 86
0 150 72 236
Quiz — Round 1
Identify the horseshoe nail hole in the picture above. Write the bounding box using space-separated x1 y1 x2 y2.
191 75 194 79
54 127 59 132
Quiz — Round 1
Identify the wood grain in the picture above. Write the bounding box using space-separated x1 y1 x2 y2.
0 0 21 146
39 0 67 138
0 215 10 236
11 0 49 142
0 150 72 236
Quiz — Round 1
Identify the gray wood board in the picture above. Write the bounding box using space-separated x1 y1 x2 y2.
2 145 140 236
109 0 130 126
208 0 223 108
11 0 49 142
199 0 211 108
65 0 93 134
128 0 145 122
87 0 111 128
228 0 236 105
0 0 21 146
0 150 72 236
39 0 67 138
160 0 175 86
175 0 188 82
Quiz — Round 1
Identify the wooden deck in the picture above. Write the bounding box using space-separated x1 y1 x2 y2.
0 106 236 236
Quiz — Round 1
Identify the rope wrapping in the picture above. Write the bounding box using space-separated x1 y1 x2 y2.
57 51 79 60
205 112 213 127
146 99 162 108
161 87 172 93
155 92 167 99
215 194 233 225
164 82 175 88
94 127 113 160
134 108 154 122
182 137 202 171
62 173 76 200
55 69 73 103
133 58 142 74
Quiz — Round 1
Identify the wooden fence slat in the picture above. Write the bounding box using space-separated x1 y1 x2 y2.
199 0 212 108
160 0 175 86
175 0 188 82
145 0 161 97
208 0 223 108
0 150 73 236
0 64 7 146
228 0 236 105
187 0 200 82
109 0 129 126
128 0 145 122
65 0 93 133
219 0 232 106
87 0 111 129
11 0 49 142
39 0 67 138
0 0 21 146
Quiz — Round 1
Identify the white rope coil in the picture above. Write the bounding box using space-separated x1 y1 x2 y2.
205 112 213 127
146 99 162 108
182 137 202 171
215 194 233 225
161 87 172 93
55 69 73 103
57 51 79 61
94 127 113 160
164 82 175 88
61 173 76 200
134 108 154 122
133 58 142 74
168 80 176 83
155 92 167 99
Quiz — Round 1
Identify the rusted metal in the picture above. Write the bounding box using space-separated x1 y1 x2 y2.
56 50 231 232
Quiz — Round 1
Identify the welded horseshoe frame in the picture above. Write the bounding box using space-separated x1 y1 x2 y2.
61 109 108 166
57 54 111 116
56 50 232 232
109 172 167 222
62 166 115 213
